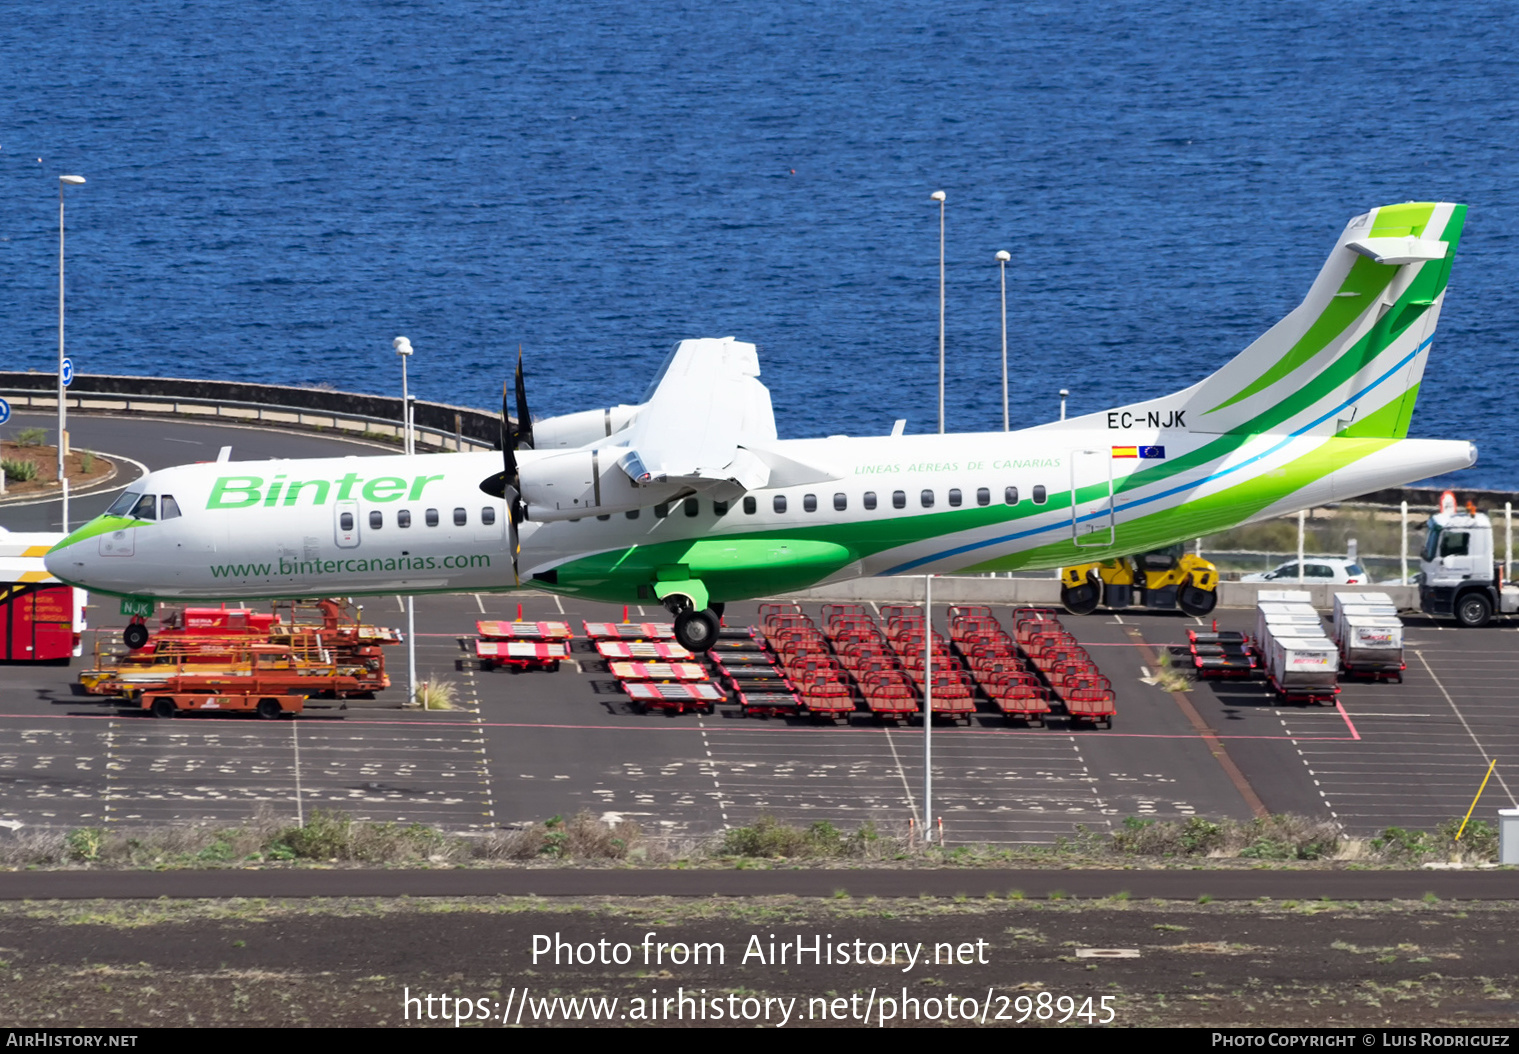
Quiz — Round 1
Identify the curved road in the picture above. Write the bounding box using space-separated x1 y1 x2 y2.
1 409 396 533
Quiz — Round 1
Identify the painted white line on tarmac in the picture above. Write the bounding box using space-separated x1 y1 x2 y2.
1415 648 1518 807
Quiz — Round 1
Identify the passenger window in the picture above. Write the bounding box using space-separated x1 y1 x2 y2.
369 511 383 529
948 488 962 507
1440 531 1470 557
743 496 757 515
107 491 142 517
482 507 496 526
655 503 670 519
804 494 817 512
683 498 699 517
454 507 467 526
864 491 877 510
920 489 934 508
426 508 439 527
774 494 788 513
625 509 640 520
160 495 182 520
834 493 847 512
130 494 158 521
976 487 990 507
713 501 728 516
397 509 412 528
1005 486 1019 505
892 490 906 509
1033 485 1047 504
340 512 355 530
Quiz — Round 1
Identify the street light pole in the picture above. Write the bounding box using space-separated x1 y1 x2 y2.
394 336 417 707
996 250 1010 432
923 574 934 846
931 190 946 434
1059 388 1069 422
58 175 84 532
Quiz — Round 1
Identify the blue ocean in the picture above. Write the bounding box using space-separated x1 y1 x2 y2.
2 1 1515 488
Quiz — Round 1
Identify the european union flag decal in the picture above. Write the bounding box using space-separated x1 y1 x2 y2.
1138 445 1166 459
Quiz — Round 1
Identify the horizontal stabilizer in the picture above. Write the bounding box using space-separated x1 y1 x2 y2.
1345 236 1449 266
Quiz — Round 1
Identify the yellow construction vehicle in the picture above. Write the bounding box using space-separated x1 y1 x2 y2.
1059 543 1220 617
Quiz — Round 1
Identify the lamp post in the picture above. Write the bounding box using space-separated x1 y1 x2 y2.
931 190 946 434
393 336 417 708
996 250 1010 432
923 573 934 845
58 175 84 532
1059 388 1069 422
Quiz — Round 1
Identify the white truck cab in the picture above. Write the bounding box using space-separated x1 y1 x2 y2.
1418 506 1519 626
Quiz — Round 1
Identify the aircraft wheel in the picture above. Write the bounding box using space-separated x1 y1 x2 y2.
150 697 176 719
1178 585 1219 617
1456 592 1493 628
1060 582 1100 616
123 623 150 651
673 608 720 652
256 698 283 720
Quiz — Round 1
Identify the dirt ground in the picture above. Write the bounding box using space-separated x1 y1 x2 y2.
1 896 1516 1028
0 442 113 496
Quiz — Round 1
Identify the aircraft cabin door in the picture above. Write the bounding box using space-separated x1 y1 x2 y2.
335 500 360 548
1070 448 1115 548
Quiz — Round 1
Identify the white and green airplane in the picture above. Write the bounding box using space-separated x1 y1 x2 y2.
47 201 1475 652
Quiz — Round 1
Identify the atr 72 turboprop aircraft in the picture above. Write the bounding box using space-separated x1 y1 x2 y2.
47 202 1475 652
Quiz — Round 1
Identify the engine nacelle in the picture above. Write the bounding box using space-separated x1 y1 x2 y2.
519 447 683 521
532 405 639 450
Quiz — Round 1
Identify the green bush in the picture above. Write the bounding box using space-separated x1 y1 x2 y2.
1 458 39 482
13 428 46 447
66 828 105 862
720 815 884 859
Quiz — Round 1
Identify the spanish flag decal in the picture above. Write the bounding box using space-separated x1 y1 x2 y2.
1112 446 1165 459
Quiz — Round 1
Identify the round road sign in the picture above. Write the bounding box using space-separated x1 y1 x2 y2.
61 359 74 387
0 398 9 425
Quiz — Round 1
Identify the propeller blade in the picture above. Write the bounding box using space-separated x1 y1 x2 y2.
480 381 516 499
504 483 522 585
514 348 534 451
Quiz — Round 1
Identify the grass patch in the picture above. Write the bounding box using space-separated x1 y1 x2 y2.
719 816 891 860
413 678 458 710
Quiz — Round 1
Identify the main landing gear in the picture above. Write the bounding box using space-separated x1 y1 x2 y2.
665 597 724 652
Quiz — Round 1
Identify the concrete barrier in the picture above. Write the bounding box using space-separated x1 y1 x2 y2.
0 371 504 452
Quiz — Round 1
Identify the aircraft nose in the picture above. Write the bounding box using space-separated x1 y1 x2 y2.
44 521 99 583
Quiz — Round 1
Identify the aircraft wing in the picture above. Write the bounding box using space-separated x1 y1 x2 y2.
615 338 780 492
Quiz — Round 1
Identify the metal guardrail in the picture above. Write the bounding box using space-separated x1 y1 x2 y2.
0 373 503 453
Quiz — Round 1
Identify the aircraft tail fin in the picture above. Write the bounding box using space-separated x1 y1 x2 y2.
1074 202 1466 440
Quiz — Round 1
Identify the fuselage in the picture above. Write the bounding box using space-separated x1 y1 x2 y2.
44 423 1475 605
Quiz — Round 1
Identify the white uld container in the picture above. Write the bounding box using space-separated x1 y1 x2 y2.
1257 601 1321 636
1258 590 1314 604
1339 615 1404 665
1332 590 1395 609
1333 604 1398 643
1268 635 1339 689
1256 609 1326 647
1332 591 1398 641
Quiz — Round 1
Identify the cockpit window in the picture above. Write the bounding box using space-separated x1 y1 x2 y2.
107 491 142 517
129 494 158 521
160 495 182 520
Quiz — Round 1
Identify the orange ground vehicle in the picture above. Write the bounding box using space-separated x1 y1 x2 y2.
82 600 393 698
96 642 374 718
